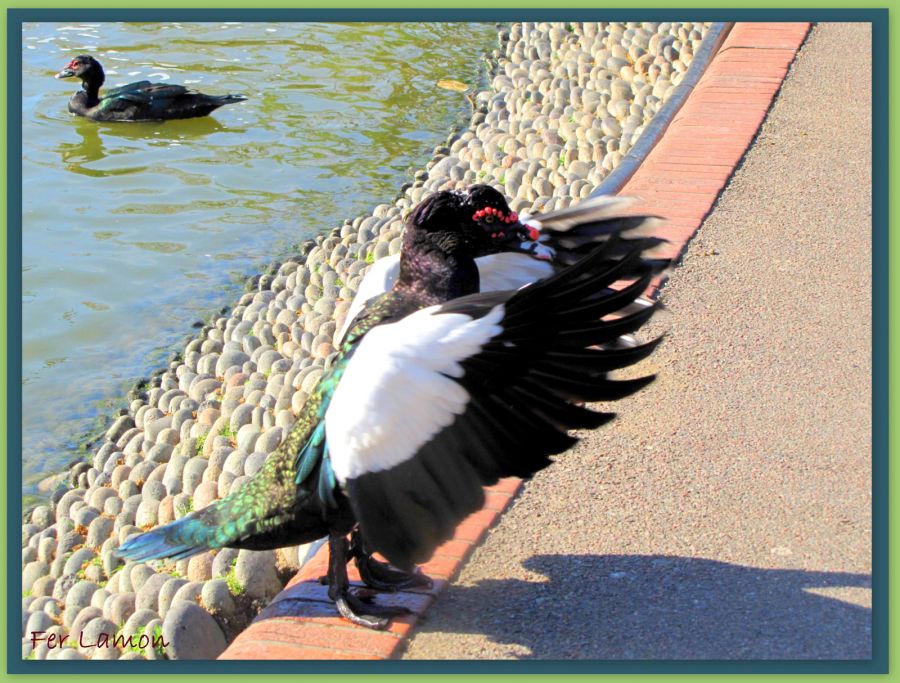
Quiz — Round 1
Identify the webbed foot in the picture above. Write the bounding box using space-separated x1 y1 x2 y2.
326 531 411 630
350 529 434 592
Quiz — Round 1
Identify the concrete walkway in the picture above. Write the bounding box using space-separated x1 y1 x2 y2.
404 22 872 660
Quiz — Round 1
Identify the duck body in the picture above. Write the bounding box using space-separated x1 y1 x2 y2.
118 187 668 629
56 55 246 122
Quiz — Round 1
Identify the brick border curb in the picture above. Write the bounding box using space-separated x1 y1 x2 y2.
219 21 811 661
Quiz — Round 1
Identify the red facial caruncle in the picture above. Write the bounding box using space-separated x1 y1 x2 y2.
472 206 519 224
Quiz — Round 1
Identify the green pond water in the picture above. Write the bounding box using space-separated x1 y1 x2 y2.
21 21 498 505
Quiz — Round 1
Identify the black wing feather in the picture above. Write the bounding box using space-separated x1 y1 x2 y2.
347 232 669 569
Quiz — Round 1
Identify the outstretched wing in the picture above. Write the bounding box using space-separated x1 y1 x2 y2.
526 195 668 268
326 236 666 569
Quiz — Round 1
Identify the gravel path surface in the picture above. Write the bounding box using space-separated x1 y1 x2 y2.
404 22 872 660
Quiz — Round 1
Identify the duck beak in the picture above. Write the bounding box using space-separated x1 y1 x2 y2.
497 220 555 261
55 68 75 79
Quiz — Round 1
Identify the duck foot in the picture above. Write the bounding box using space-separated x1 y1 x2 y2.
327 531 411 630
350 528 434 592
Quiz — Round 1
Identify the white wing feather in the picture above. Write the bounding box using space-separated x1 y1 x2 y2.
334 254 401 345
326 304 505 483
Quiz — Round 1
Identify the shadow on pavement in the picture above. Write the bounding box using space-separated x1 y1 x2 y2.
416 554 871 660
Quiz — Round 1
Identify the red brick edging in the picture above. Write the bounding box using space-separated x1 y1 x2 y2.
219 21 811 661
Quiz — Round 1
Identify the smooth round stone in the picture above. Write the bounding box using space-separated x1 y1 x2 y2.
106 416 136 443
69 605 103 641
134 499 159 529
601 117 622 137
156 496 175 525
122 433 144 457
189 378 221 403
255 427 284 454
162 454 188 496
79 617 118 655
42 597 63 621
72 503 101 530
23 560 49 592
52 569 81 599
91 588 110 610
229 404 254 435
55 491 86 522
216 471 237 498
63 548 96 577
136 572 170 613
25 610 55 638
144 416 172 444
229 475 249 495
33 574 56 598
201 338 224 355
118 480 139 500
107 593 136 625
129 461 157 486
181 457 208 495
158 577 189 619
243 452 268 477
141 480 167 502
234 550 281 600
205 447 231 483
23 546 40 567
172 493 192 519
142 617 166 659
223 450 249 477
104 570 121 595
194 481 219 510
652 78 672 98
187 553 214 582
158 388 186 413
88 487 118 511
52 648 88 660
172 581 203 605
236 424 260 453
118 651 144 660
110 465 131 489
31 506 53 529
211 547 239 579
63 581 100 627
103 497 123 517
129 564 156 594
122 608 159 643
200 579 235 616
85 516 115 550
162 599 227 660
146 443 174 465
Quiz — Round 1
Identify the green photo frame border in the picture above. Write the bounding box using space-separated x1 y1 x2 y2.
3 2 890 678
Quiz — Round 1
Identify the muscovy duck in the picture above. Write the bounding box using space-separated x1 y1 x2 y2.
118 188 668 629
55 55 247 122
336 186 667 345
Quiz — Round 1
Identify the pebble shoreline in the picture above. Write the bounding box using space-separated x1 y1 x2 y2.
22 20 709 660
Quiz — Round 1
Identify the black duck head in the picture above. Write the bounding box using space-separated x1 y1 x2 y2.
55 55 104 83
405 185 544 258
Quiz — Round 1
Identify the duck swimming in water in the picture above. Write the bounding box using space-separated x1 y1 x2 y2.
55 55 247 122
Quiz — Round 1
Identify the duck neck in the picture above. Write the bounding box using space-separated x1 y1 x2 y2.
395 232 479 306
80 68 104 106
